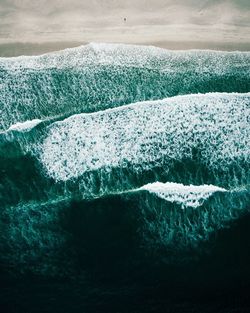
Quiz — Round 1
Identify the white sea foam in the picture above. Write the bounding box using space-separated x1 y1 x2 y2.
37 92 250 182
7 119 42 132
140 182 227 208
0 42 249 71
0 43 166 70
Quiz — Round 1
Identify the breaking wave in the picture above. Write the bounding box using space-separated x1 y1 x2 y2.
37 93 249 190
139 182 227 208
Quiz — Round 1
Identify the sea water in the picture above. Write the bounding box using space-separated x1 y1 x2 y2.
0 43 249 313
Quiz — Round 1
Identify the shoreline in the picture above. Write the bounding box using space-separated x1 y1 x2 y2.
0 40 250 57
0 0 249 57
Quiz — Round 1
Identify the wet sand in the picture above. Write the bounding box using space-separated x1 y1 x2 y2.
0 39 250 58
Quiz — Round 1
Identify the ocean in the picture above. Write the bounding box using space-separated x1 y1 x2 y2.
0 43 250 313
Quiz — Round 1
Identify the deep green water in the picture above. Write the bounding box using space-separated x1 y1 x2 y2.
0 43 250 313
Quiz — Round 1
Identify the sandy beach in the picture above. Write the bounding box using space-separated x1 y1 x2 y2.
0 0 249 56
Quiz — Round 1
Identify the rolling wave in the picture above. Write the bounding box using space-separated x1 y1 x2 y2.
37 92 249 190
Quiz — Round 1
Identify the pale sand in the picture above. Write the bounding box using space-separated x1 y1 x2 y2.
0 0 249 56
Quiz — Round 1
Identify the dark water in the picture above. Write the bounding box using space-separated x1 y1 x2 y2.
0 43 250 312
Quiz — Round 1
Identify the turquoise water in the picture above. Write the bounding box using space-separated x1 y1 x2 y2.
0 43 250 312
